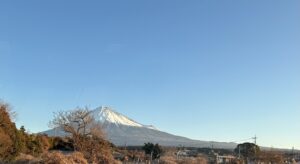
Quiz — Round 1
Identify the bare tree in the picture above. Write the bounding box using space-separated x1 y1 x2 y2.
49 107 116 163
49 107 104 150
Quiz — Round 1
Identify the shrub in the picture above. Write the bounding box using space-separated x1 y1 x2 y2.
0 102 21 161
49 137 74 151
19 132 51 156
0 102 52 162
78 136 115 163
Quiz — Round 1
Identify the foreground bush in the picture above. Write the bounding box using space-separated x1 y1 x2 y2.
76 136 116 163
49 137 74 151
0 102 52 162
0 103 21 161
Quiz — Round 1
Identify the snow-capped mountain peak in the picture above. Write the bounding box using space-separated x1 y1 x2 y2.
92 106 157 130
42 106 236 148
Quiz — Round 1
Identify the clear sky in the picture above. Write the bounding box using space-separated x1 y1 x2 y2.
0 0 299 149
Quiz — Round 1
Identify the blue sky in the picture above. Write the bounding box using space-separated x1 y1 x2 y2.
0 0 299 149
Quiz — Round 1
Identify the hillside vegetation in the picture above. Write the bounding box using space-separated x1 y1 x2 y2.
0 102 118 164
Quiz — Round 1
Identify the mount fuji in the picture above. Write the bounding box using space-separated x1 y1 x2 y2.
42 106 237 149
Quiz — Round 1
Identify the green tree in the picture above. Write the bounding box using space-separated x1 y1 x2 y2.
234 142 260 162
17 125 27 153
142 142 163 160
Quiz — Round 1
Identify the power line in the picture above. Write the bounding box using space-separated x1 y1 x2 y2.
232 137 254 143
232 135 258 145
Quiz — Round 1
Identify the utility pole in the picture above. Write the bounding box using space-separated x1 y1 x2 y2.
253 135 257 145
238 145 241 159
253 135 257 163
292 146 295 160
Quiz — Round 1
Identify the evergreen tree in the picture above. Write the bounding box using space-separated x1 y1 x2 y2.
142 142 163 160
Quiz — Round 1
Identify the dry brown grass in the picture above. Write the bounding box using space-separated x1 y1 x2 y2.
160 156 178 164
12 151 123 164
40 151 88 164
160 155 208 164
13 153 38 164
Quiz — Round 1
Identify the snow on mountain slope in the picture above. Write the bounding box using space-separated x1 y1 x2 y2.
92 106 157 130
